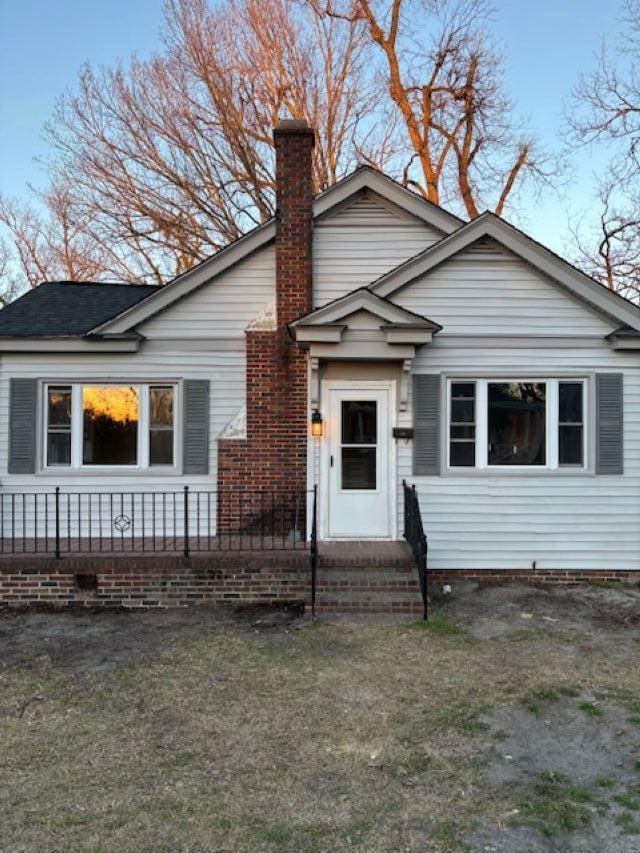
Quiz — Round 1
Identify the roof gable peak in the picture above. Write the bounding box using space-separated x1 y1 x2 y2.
371 213 640 333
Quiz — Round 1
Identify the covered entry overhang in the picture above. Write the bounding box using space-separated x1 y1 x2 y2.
290 290 441 541
289 288 441 411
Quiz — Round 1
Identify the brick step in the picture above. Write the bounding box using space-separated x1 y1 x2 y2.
318 542 414 569
317 571 420 591
315 589 423 613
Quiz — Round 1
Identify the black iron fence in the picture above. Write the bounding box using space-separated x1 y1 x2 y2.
402 480 428 620
0 487 313 557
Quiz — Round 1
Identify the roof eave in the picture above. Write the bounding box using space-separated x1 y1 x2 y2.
0 334 142 353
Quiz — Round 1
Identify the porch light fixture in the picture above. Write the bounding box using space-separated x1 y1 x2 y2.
311 410 323 437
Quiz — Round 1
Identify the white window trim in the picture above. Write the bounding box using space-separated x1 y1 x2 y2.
445 376 591 475
41 381 180 475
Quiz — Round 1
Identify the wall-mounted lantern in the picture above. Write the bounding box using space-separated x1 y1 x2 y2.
311 409 323 437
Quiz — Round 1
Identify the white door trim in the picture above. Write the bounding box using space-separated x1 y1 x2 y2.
319 379 397 541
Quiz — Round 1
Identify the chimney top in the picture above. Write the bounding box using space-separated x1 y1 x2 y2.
273 119 315 145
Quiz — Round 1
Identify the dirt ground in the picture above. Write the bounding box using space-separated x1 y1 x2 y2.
1 582 639 852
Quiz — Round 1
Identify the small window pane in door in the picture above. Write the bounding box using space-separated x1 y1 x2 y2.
342 447 376 489
341 401 376 444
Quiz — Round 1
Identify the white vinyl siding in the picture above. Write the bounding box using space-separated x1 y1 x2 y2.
394 240 616 336
397 338 640 571
137 246 276 338
313 194 443 307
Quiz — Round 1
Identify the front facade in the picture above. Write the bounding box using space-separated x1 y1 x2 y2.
1 119 640 592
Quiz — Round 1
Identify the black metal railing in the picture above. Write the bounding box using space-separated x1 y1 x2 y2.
403 480 428 620
0 487 312 557
310 484 318 617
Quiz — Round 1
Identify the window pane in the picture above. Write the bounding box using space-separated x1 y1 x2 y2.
341 400 376 444
48 386 71 426
342 447 376 489
47 432 71 465
450 441 475 467
559 425 583 466
450 424 475 440
450 382 475 466
150 429 174 466
559 382 583 424
150 387 174 427
451 400 474 423
451 382 475 399
47 386 72 466
488 382 546 466
82 386 138 465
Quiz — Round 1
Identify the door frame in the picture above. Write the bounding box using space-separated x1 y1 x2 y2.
319 378 397 541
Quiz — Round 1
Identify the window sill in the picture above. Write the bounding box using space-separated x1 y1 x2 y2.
36 467 183 477
443 467 595 477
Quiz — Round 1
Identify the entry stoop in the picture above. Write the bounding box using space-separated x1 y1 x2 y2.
315 541 424 615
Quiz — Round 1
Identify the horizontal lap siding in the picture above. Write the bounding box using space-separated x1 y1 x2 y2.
137 247 276 337
400 340 640 570
394 241 615 336
313 196 442 307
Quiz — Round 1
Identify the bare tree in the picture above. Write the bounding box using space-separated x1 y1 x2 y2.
571 182 640 302
568 0 640 296
310 0 551 218
1 0 551 296
1 0 384 291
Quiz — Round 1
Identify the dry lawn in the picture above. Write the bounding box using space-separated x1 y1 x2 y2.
1 582 640 852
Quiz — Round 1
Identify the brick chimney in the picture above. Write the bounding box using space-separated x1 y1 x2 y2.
217 120 314 518
273 119 315 327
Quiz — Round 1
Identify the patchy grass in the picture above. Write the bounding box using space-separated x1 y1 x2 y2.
616 812 640 834
515 771 605 838
578 700 604 718
1 583 640 852
405 610 468 637
613 786 640 811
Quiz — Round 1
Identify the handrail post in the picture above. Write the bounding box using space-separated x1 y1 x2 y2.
54 487 60 560
183 486 190 558
310 484 318 618
402 481 428 620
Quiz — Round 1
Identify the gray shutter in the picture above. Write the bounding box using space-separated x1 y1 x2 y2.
182 380 210 474
413 374 441 475
9 378 37 474
596 373 623 475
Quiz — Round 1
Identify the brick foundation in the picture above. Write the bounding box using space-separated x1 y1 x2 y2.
428 568 640 587
2 554 637 611
0 553 310 609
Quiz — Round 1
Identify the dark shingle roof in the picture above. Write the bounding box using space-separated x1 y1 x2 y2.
0 281 159 337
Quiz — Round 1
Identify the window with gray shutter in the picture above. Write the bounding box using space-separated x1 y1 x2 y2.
9 378 37 474
596 373 623 475
182 379 210 474
413 374 441 475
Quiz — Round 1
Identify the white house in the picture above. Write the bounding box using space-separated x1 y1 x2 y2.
0 119 639 610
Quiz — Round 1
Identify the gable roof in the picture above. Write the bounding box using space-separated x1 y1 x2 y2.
90 167 463 335
290 287 441 330
0 282 158 338
371 212 640 332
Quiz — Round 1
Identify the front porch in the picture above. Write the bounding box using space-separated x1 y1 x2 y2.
0 537 424 613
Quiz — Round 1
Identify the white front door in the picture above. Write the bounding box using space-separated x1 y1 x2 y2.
326 385 392 539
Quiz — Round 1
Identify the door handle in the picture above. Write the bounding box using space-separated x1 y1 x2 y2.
330 455 334 467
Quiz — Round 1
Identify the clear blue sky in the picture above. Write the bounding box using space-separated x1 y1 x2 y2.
0 0 618 256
